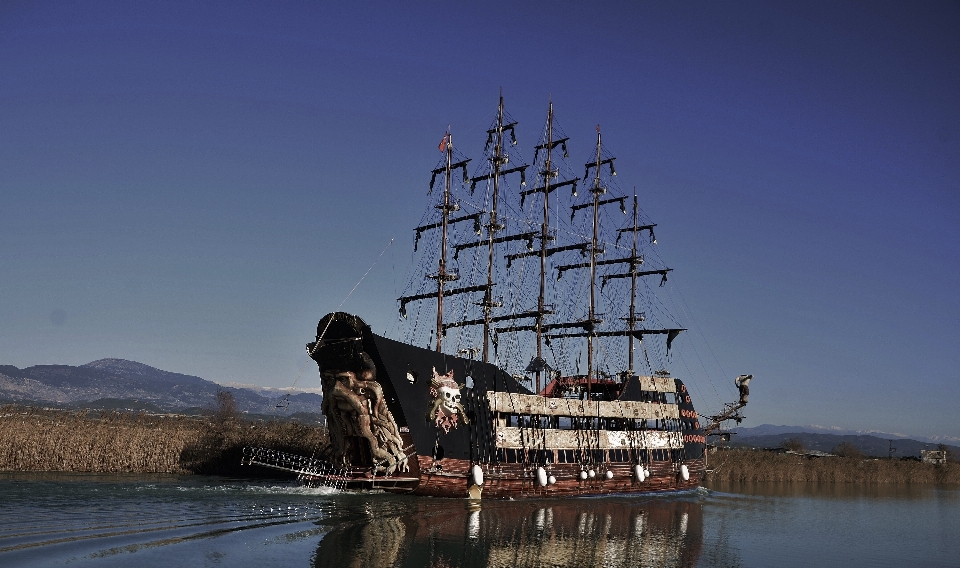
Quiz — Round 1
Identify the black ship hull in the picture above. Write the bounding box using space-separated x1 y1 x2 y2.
295 312 707 499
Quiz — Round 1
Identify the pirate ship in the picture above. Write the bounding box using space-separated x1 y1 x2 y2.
243 96 749 498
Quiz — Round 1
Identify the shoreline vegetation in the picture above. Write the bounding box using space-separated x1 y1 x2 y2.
0 404 329 476
704 447 960 485
2 403 958 484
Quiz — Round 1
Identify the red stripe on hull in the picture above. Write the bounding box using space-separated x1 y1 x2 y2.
407 455 704 499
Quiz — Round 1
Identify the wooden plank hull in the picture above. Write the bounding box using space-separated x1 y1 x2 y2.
406 456 704 499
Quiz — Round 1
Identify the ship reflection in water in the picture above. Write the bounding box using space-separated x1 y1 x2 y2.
314 495 703 568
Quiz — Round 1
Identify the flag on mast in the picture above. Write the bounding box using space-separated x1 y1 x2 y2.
438 133 448 152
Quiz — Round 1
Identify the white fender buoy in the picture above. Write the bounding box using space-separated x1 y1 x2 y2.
634 464 645 482
537 467 548 487
605 470 614 480
680 464 690 481
579 470 588 481
588 469 596 479
644 468 651 478
548 475 557 485
471 464 484 487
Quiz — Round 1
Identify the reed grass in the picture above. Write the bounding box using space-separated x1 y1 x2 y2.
706 447 960 484
0 405 328 475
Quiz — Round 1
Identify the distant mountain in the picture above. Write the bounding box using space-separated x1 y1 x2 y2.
0 358 322 417
727 425 959 459
730 424 960 446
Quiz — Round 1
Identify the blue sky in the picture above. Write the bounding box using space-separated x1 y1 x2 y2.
1 1 958 439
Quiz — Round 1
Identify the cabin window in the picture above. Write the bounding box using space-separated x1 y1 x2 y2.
610 449 630 462
605 418 624 430
642 391 667 403
465 375 474 388
664 392 676 404
558 450 574 463
527 449 553 465
496 448 524 464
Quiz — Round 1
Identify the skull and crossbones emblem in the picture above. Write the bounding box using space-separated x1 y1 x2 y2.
426 367 469 433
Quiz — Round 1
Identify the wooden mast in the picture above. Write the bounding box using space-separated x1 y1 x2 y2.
436 132 453 352
586 128 603 397
535 102 555 393
628 194 639 375
482 96 506 363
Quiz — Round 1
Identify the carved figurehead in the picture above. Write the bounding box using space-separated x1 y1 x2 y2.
426 367 468 433
735 374 753 405
310 313 409 475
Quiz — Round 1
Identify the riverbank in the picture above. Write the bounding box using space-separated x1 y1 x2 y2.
705 447 960 484
5 406 957 484
0 405 328 476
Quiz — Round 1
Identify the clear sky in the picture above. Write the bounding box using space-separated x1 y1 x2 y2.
2 1 958 439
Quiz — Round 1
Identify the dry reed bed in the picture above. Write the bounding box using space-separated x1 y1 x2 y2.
706 448 960 484
0 405 328 475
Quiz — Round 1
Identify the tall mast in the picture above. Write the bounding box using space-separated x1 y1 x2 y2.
436 132 453 351
482 96 506 363
628 194 638 375
535 102 555 393
586 129 603 396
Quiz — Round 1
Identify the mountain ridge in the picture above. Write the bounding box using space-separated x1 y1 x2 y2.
728 424 959 458
731 423 960 446
0 358 321 416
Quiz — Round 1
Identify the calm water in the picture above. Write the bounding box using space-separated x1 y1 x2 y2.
0 473 957 567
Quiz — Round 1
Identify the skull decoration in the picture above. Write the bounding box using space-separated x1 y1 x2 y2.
426 367 469 433
439 385 461 412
